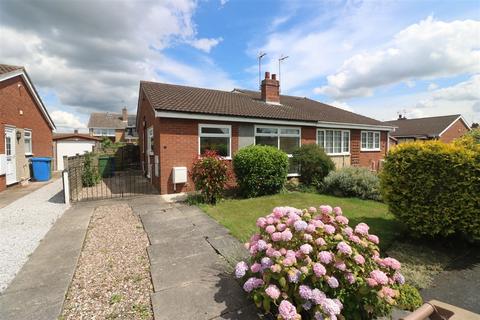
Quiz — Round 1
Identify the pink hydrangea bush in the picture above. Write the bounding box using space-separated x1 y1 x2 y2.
235 205 405 319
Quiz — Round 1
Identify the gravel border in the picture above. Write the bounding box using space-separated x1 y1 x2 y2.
61 203 153 319
0 179 68 292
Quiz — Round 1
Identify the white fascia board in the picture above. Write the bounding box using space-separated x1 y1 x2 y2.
155 111 395 131
438 115 472 137
0 69 56 130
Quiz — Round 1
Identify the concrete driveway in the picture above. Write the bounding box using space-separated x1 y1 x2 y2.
0 178 69 292
129 196 259 320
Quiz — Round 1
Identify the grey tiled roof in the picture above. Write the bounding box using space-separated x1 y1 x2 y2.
88 113 137 129
386 114 462 138
140 81 388 127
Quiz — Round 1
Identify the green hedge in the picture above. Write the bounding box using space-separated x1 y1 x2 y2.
233 145 289 198
323 167 381 201
380 141 480 239
291 144 335 187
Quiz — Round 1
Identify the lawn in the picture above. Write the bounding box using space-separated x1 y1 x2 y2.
199 192 402 250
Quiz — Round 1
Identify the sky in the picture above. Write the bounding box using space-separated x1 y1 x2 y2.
0 0 479 132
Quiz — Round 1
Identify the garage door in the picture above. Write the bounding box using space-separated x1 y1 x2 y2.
56 141 95 170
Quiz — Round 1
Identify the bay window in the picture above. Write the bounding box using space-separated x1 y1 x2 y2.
199 124 231 157
361 131 381 151
317 129 350 155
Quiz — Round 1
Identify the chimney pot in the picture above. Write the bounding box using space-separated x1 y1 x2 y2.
272 74 277 80
264 71 270 79
74 129 78 134
122 107 128 122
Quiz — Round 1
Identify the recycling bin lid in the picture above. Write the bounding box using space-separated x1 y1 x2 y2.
31 157 52 161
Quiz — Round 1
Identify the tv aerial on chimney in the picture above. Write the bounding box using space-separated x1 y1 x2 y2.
258 52 267 89
278 55 289 93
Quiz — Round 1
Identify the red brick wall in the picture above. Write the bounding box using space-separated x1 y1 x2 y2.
136 91 159 191
157 118 240 194
439 118 470 143
0 75 53 191
351 130 388 169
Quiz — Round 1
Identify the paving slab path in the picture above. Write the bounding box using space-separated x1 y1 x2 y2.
0 203 95 320
129 196 259 320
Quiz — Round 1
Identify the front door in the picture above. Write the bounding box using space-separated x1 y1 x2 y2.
5 127 17 185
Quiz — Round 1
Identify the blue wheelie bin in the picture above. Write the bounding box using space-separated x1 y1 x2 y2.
31 157 52 181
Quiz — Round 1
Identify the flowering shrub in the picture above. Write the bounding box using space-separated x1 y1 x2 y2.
323 167 381 201
235 205 405 319
190 150 230 204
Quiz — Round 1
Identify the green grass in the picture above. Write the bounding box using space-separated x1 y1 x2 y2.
199 192 401 250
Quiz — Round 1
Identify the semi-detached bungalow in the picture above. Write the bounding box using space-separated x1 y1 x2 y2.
137 72 395 195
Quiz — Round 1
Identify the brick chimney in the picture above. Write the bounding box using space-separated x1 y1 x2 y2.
122 107 128 122
261 72 280 104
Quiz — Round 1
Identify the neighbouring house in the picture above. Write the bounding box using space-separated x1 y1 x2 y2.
386 114 471 144
0 64 56 192
136 72 395 195
87 107 138 144
53 130 101 170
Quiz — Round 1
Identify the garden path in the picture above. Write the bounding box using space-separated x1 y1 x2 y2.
129 196 260 320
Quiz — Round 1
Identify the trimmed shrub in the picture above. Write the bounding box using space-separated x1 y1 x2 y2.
395 284 423 311
235 205 407 319
82 152 100 187
190 150 229 204
233 145 289 198
291 144 335 187
380 141 480 239
323 167 381 201
454 128 480 149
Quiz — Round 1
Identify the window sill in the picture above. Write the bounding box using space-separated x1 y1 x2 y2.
326 153 350 156
360 148 381 152
25 153 33 157
287 173 300 177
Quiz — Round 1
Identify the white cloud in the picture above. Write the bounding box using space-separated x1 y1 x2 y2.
431 75 480 101
220 0 229 6
50 110 86 129
188 37 223 53
428 83 438 90
315 17 480 99
250 1 404 93
0 0 232 122
329 100 354 112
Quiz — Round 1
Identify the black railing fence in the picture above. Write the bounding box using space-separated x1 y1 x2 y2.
67 147 156 202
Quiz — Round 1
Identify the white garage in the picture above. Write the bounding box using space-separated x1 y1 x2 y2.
53 133 100 170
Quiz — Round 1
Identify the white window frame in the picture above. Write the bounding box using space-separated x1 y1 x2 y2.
24 129 32 155
198 124 232 159
361 131 381 151
316 129 350 156
92 128 116 137
254 125 302 177
147 126 154 155
254 125 301 155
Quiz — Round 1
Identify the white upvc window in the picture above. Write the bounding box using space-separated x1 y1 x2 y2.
254 126 301 155
24 129 32 155
317 129 350 155
198 124 231 158
92 128 116 137
361 131 381 151
254 125 301 176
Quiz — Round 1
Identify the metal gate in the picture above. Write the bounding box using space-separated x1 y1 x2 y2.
66 147 156 202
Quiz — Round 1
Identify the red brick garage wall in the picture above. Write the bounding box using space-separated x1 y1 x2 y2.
351 130 388 169
0 75 53 191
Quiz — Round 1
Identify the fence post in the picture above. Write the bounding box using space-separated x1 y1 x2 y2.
62 169 70 206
